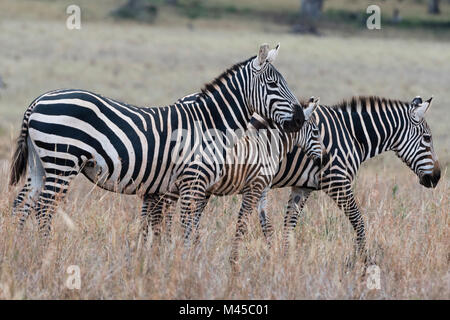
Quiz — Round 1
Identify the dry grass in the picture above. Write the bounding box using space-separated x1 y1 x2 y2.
0 0 448 300
0 158 448 299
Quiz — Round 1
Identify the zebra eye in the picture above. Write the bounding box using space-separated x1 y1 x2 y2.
423 135 431 143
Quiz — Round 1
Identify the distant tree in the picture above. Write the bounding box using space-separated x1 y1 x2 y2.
293 0 324 34
166 0 178 5
300 0 324 18
428 0 440 14
392 8 402 23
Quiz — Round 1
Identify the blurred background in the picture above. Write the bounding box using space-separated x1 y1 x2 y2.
0 1 448 299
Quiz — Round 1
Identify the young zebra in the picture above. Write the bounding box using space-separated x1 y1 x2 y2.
146 95 441 264
9 43 306 238
176 97 324 267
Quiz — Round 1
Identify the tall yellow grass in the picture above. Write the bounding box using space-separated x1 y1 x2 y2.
0 158 448 299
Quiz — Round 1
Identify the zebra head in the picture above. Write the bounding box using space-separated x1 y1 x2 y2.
249 43 304 133
394 96 440 188
295 97 329 167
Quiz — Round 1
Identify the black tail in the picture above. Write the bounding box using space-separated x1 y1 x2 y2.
9 117 30 186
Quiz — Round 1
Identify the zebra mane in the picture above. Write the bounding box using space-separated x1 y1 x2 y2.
199 56 256 99
328 96 409 111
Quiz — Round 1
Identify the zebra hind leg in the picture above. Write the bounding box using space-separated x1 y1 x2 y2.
34 172 78 239
12 139 46 230
33 149 81 239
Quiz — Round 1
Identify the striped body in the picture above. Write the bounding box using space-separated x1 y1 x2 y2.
10 48 306 238
271 96 440 259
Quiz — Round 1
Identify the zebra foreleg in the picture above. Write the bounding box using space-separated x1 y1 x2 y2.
157 194 179 241
327 186 368 265
162 196 177 239
140 194 160 243
191 195 210 245
141 193 179 245
257 188 274 247
230 188 261 273
282 187 312 254
179 183 208 247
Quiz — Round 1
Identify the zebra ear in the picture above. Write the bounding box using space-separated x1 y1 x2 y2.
253 43 270 69
266 43 280 64
412 96 433 120
304 96 319 121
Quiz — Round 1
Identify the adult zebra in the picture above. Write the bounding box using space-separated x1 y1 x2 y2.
274 95 440 260
9 43 305 238
146 95 440 263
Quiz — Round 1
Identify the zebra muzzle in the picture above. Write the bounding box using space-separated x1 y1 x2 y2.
419 163 441 188
283 105 305 132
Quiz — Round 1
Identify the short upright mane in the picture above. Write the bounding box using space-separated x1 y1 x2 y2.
199 56 256 98
328 96 409 111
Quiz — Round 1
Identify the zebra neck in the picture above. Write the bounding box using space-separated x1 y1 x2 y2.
199 78 252 132
342 98 410 163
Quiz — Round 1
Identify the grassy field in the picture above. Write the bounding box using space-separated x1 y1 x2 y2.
0 0 449 299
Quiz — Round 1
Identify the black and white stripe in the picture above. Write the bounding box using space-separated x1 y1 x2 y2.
271 95 440 260
9 44 305 237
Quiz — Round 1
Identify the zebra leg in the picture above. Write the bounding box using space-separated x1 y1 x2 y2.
191 195 210 245
12 139 45 229
179 183 208 246
141 193 179 244
12 178 42 229
163 197 177 239
327 186 368 264
158 194 179 240
140 194 160 243
230 188 261 272
282 187 312 254
35 173 77 238
257 188 274 247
